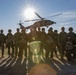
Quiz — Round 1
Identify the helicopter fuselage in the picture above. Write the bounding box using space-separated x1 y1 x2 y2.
20 20 56 29
33 20 56 27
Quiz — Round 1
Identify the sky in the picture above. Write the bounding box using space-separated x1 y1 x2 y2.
0 0 76 35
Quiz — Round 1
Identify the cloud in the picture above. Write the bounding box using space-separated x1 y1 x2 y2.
53 11 76 22
50 11 76 32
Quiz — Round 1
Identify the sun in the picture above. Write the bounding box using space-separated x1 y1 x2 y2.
23 7 36 20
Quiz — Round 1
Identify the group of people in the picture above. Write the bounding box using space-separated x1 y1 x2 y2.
0 26 76 61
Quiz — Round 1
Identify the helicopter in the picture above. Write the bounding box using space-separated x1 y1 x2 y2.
19 12 62 29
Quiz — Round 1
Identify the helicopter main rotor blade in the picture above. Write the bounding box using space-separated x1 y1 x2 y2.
24 13 62 22
25 19 40 22
46 13 62 18
35 12 44 20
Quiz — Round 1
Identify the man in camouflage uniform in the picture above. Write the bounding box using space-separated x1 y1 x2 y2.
37 27 41 41
53 30 59 46
14 28 21 57
46 28 57 59
68 27 76 43
47 27 54 39
28 27 39 58
19 29 28 58
68 27 76 59
58 27 67 59
40 28 47 58
53 30 60 57
6 29 14 57
28 27 38 42
0 30 6 57
40 28 47 44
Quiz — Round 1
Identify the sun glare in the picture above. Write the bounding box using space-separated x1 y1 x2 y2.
23 7 36 20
